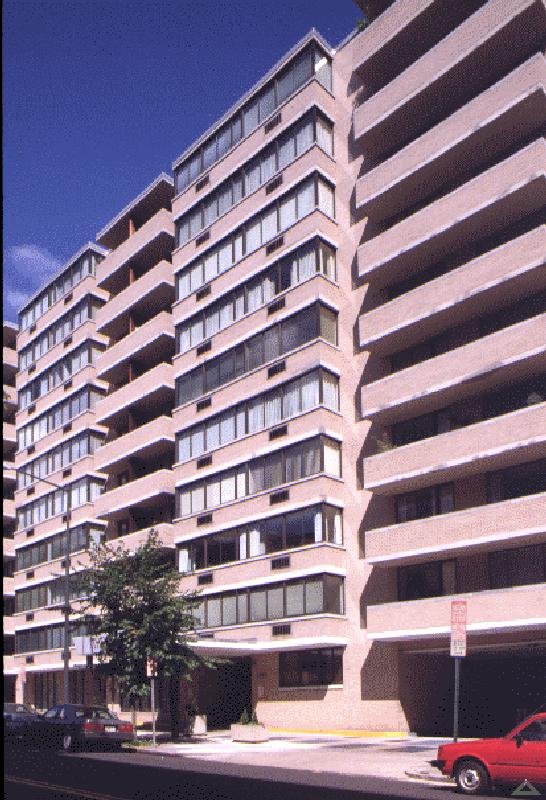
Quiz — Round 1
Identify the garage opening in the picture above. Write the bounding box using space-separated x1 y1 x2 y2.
399 646 546 737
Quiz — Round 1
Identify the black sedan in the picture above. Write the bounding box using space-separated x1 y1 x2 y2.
4 702 40 741
29 704 134 751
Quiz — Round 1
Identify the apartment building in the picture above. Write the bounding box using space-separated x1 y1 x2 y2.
4 321 18 701
12 244 110 709
7 0 546 735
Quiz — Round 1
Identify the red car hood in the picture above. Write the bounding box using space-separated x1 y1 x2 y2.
438 738 506 756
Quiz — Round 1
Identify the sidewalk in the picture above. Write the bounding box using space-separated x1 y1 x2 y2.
133 730 455 787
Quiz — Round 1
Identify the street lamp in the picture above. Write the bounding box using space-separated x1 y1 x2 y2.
18 467 72 704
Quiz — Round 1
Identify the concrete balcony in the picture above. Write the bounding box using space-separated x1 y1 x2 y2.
93 469 174 520
357 139 546 286
3 537 15 558
172 210 338 326
14 414 107 465
3 615 15 635
362 315 546 424
174 475 346 537
366 583 546 643
356 54 546 218
4 424 16 446
96 312 175 382
96 209 174 293
180 543 346 595
174 406 341 483
364 403 546 494
172 79 337 219
353 0 546 150
15 367 108 424
16 277 107 352
96 260 174 340
3 576 14 596
105 522 176 552
3 346 17 372
174 274 339 377
190 616 348 656
94 415 174 472
353 0 438 73
3 385 17 409
365 492 546 567
95 362 174 428
3 498 15 523
16 323 108 385
173 339 338 433
172 146 335 270
359 226 546 355
4 460 16 486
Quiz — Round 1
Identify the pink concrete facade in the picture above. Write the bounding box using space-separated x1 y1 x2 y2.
7 3 546 734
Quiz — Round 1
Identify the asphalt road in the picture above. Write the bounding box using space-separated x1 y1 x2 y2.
5 742 464 800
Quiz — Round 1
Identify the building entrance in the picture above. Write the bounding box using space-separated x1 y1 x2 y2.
199 657 252 730
400 646 546 737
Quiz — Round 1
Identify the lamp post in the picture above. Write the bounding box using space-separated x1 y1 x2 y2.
18 468 72 704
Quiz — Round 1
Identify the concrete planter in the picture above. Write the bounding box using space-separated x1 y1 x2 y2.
230 723 269 743
187 714 207 735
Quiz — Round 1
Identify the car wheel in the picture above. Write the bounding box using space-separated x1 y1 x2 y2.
455 760 490 795
62 733 74 752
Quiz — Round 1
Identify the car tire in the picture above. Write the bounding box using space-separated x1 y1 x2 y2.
62 733 75 752
455 759 490 795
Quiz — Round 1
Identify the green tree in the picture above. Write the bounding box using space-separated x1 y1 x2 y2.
81 528 207 739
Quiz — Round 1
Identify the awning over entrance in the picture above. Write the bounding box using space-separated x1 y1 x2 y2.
188 635 348 657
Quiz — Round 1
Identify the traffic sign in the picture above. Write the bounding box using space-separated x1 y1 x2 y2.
146 659 157 677
450 600 467 657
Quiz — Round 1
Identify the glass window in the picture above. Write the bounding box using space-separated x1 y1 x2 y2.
305 578 323 614
278 131 296 170
286 582 304 616
319 305 337 345
297 179 315 217
243 99 259 135
279 193 296 230
267 586 284 619
318 180 334 218
207 597 222 627
259 85 275 122
245 217 261 252
295 117 314 155
222 593 237 626
207 418 221 451
317 115 333 155
249 588 267 621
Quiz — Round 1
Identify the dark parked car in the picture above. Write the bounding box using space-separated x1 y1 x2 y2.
30 704 134 751
4 703 40 741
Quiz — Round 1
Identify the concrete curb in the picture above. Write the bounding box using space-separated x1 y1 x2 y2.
405 769 455 786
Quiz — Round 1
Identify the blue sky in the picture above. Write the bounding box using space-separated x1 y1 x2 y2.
3 0 358 323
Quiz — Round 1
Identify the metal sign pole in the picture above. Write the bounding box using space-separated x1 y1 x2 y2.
450 600 467 743
151 675 156 747
453 656 461 742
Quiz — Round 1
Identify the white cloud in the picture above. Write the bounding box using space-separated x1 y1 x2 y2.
7 244 62 279
3 243 63 318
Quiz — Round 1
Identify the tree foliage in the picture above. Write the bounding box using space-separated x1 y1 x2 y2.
81 528 205 708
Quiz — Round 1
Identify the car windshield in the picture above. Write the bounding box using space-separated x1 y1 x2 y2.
73 707 115 720
4 704 31 713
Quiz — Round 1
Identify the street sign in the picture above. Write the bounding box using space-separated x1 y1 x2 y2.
146 659 157 678
450 599 467 657
74 635 103 656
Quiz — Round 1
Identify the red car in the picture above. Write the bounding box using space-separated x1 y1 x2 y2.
432 712 546 794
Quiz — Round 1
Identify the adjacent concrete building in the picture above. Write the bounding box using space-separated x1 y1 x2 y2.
6 0 546 735
4 321 18 700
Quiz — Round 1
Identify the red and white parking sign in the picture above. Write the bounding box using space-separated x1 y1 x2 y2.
450 600 467 657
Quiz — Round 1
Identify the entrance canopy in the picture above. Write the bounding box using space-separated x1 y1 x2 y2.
188 635 347 657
